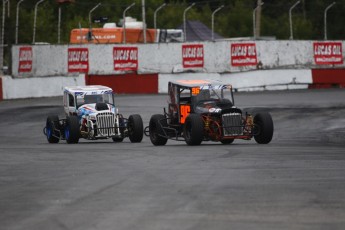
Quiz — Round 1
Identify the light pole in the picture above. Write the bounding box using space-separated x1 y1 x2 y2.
289 1 300 40
33 0 46 44
324 2 336 40
142 0 146 43
88 3 101 42
1 0 9 74
253 2 264 40
123 3 135 44
16 0 25 44
211 5 224 41
154 3 166 29
58 6 61 43
89 3 101 30
183 3 195 42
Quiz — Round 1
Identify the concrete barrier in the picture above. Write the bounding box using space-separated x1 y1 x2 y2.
86 73 158 94
3 40 344 99
1 75 85 100
0 76 3 101
310 69 345 88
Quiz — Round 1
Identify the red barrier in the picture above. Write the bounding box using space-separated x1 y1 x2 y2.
0 77 3 101
311 69 345 88
86 73 158 94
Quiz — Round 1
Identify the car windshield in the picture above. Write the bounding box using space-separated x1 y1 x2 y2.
193 85 233 103
76 93 115 107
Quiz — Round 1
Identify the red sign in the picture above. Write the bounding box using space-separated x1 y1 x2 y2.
113 47 138 71
182 44 204 68
313 42 343 65
231 43 257 66
18 47 33 73
68 48 89 73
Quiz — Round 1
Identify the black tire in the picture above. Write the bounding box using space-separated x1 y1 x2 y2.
128 114 143 143
149 114 168 146
46 115 60 143
221 139 234 145
112 137 124 142
254 112 274 144
65 116 80 144
113 117 125 142
184 114 204 146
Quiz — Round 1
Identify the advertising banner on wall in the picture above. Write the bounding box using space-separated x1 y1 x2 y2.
182 44 204 68
231 43 257 66
18 47 33 73
313 42 343 65
113 47 138 71
68 48 89 73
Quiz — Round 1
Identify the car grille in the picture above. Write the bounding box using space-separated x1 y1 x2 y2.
222 113 243 136
96 112 116 136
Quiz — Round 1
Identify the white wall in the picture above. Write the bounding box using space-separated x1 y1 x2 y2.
11 40 344 78
6 40 344 99
2 74 85 99
158 69 312 93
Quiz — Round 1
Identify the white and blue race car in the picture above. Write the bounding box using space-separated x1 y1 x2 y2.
44 85 143 144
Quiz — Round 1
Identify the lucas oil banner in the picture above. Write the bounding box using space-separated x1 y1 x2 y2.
313 42 343 65
68 48 89 73
18 47 33 73
182 44 204 68
231 43 258 66
113 47 138 71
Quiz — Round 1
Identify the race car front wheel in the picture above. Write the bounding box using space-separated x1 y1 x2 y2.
221 139 234 145
46 115 60 143
65 116 80 144
184 114 204 146
128 114 144 143
112 137 124 142
253 112 274 144
149 114 168 146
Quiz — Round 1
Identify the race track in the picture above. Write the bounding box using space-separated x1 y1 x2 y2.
1 89 345 230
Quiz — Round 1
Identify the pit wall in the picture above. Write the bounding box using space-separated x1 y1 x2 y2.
1 40 345 100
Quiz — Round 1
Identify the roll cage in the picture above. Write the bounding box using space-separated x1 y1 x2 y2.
63 86 116 116
167 81 235 124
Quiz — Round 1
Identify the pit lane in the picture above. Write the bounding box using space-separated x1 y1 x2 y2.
1 89 345 230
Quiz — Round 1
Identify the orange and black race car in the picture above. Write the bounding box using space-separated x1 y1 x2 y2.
144 80 274 146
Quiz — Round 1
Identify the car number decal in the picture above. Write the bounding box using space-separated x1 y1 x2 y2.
180 104 191 124
192 87 200 95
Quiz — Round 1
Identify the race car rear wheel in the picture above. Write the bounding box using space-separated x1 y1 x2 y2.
65 116 80 144
128 114 143 143
221 139 234 145
46 115 60 143
254 112 274 144
184 114 204 146
149 114 168 146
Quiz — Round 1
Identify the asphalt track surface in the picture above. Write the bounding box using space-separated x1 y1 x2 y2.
1 89 345 230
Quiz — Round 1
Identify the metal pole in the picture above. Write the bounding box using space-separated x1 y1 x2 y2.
142 0 146 43
89 3 101 30
58 6 61 44
123 3 135 44
324 2 336 40
16 0 25 44
183 3 195 42
1 0 9 73
87 3 101 42
253 2 264 40
6 0 9 17
154 3 166 29
33 0 46 44
211 5 224 41
255 0 262 38
289 1 300 40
